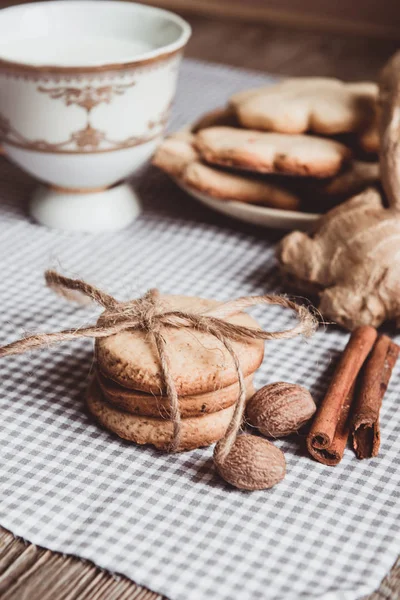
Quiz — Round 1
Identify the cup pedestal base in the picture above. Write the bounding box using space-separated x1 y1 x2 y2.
30 182 141 232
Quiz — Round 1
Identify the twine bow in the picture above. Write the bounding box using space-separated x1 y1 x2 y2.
0 271 317 459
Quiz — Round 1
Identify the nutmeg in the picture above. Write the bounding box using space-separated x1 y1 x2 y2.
214 434 286 490
247 382 316 438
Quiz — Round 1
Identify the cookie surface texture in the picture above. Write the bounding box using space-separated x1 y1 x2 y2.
87 378 236 451
96 294 264 395
230 77 378 136
153 133 301 209
152 131 197 178
98 371 255 417
183 161 301 209
195 126 351 178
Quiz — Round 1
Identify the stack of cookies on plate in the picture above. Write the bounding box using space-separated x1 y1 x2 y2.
153 77 380 214
87 294 264 451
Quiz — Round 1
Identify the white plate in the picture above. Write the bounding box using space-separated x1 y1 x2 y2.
176 179 320 231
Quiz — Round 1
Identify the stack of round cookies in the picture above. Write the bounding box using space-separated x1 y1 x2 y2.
152 77 380 214
87 295 264 451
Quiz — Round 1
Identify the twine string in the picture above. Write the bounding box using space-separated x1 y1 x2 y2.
0 270 317 456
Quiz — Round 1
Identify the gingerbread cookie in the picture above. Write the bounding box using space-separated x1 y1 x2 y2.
87 377 236 451
230 77 378 136
195 127 351 178
96 294 264 395
152 131 197 178
98 371 255 417
183 161 300 209
153 133 301 210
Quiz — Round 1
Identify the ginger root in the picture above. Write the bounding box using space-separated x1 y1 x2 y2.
278 51 400 331
278 188 400 330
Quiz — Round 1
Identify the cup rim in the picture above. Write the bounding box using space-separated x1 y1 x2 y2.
0 0 192 74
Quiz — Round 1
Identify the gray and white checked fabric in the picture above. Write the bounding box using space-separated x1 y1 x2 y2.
0 60 399 600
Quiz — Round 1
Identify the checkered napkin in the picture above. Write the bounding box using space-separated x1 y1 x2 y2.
0 60 399 600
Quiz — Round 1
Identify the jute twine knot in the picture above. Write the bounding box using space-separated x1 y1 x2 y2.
0 271 318 459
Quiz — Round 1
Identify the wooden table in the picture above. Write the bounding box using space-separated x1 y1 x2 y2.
0 11 399 600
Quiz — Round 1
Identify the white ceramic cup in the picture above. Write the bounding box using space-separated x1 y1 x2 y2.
0 1 191 231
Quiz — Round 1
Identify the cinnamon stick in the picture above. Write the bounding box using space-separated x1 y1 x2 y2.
307 326 378 466
352 335 399 459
